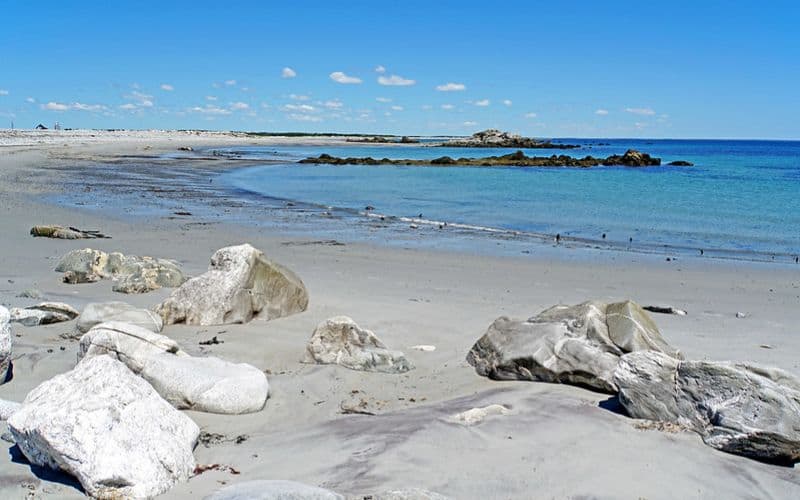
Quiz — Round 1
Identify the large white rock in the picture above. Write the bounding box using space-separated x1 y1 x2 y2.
303 316 413 373
615 351 800 464
204 480 344 500
55 248 186 293
79 321 269 414
7 355 199 498
76 301 163 334
0 306 12 383
156 243 309 326
466 300 682 393
9 302 79 326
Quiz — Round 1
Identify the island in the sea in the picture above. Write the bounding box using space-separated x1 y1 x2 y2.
299 149 686 168
437 129 580 149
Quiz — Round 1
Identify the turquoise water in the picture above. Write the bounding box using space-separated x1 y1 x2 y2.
219 139 799 261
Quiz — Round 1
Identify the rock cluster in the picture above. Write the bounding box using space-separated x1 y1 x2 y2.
156 243 309 325
440 129 579 149
467 300 681 392
55 248 186 293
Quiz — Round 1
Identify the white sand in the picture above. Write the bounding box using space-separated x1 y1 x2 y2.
0 132 798 499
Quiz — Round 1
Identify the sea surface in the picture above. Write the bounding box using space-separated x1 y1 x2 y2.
216 139 800 263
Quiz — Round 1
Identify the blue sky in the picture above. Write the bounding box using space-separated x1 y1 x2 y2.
1 1 798 138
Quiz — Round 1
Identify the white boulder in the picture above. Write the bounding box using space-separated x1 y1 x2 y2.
204 480 344 500
0 306 12 382
9 302 79 326
76 301 163 334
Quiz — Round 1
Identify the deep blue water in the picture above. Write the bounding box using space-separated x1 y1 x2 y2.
218 139 800 262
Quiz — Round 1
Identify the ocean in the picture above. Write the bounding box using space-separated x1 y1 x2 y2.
217 139 800 263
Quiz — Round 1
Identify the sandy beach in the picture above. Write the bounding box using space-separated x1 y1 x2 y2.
0 131 798 499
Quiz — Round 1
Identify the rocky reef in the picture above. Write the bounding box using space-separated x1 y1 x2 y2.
345 135 419 144
300 149 667 168
438 129 579 149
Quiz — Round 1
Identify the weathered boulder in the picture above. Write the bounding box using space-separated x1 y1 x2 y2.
204 480 343 500
7 355 199 498
0 306 11 382
303 316 413 373
9 302 79 326
55 248 186 293
466 300 682 393
156 243 309 326
79 322 269 414
615 351 800 463
76 301 163 334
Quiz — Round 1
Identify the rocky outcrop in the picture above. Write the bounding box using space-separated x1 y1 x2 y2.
466 300 682 393
615 351 800 464
76 301 163 334
668 160 694 166
9 302 79 326
55 248 186 293
79 321 269 414
0 307 11 383
156 243 308 326
7 355 199 498
300 149 662 168
30 225 110 239
204 480 344 500
440 129 579 149
303 316 413 373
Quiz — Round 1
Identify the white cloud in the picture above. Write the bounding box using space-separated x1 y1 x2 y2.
224 79 237 86
436 82 466 92
463 121 477 126
43 102 68 111
26 97 36 103
206 95 218 101
375 65 386 73
230 101 249 110
378 74 415 86
625 107 655 116
125 90 154 108
375 97 392 103
288 113 322 122
119 103 137 110
503 99 512 106
329 71 362 84
42 101 107 112
160 84 174 91
524 112 538 118
441 104 454 110
281 67 297 78
282 103 316 112
474 99 490 107
595 109 609 115
189 105 231 115
391 105 404 111
324 100 343 109
289 94 310 101
0 90 8 96
421 104 432 110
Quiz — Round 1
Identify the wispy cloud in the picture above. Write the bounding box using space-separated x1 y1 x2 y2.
595 109 609 115
474 99 490 107
288 113 322 122
436 82 466 92
378 74 415 86
206 95 217 101
282 103 316 112
329 71 362 84
441 104 454 110
375 97 392 103
324 100 343 109
119 103 137 110
391 105 404 111
625 107 655 116
26 97 35 103
375 65 386 73
160 84 174 91
189 105 231 115
281 67 297 78
230 101 249 111
289 94 310 101
463 121 477 126
0 90 8 96
503 99 512 106
524 112 538 118
42 101 107 112
224 79 237 86
124 90 154 108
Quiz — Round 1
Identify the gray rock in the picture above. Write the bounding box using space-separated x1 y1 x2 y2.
0 306 11 383
16 289 43 299
615 351 800 463
204 480 344 500
55 248 186 293
156 243 309 326
8 355 199 498
303 316 413 374
9 302 79 326
76 301 163 334
79 321 269 414
466 300 682 393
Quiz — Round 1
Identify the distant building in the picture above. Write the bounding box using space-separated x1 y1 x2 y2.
35 123 48 130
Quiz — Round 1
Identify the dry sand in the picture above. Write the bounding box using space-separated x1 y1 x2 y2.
0 131 798 499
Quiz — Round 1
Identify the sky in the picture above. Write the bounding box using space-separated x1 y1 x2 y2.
1 0 799 138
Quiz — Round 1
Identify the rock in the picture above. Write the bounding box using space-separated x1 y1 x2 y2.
156 243 308 326
8 355 199 498
16 289 43 299
55 248 186 293
642 305 687 316
615 351 800 463
204 480 343 500
76 301 163 334
0 399 21 420
668 160 694 166
0 306 12 383
736 311 748 319
602 149 661 167
466 300 682 393
441 129 579 149
364 489 450 500
302 316 413 373
451 404 511 426
30 225 110 239
410 344 436 352
9 302 79 326
79 321 269 414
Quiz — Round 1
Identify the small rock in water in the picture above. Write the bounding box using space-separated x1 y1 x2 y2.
409 224 419 229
